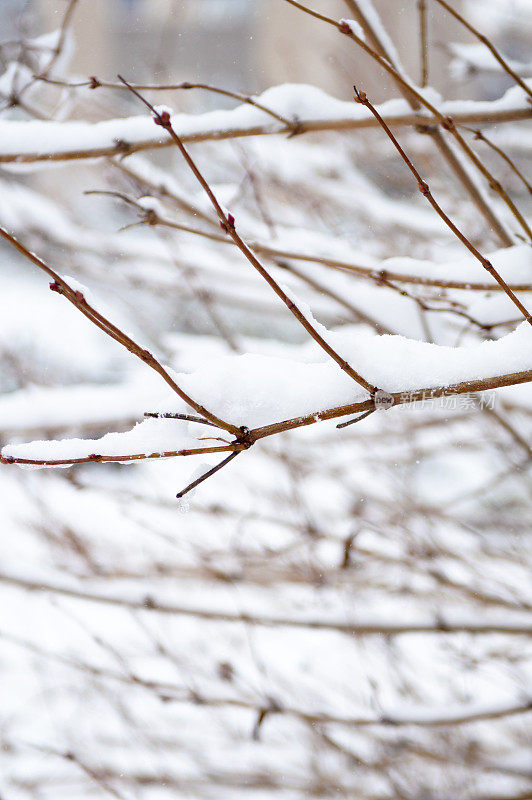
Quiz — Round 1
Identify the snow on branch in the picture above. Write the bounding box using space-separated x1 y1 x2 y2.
0 83 530 164
2 312 532 465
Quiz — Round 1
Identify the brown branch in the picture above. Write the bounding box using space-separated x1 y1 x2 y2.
21 743 127 800
143 412 218 427
283 0 334 26
353 87 532 327
176 450 241 499
283 0 532 243
16 0 80 109
342 0 512 246
35 76 298 131
1 105 529 164
0 443 244 467
4 355 532 468
105 185 532 292
118 76 376 395
42 0 80 78
336 408 376 429
433 0 532 99
246 366 532 443
418 0 429 87
0 226 240 435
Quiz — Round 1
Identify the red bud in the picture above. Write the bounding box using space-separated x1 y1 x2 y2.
154 111 171 128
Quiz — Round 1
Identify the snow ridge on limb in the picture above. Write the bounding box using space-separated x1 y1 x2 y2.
3 318 532 465
0 83 530 163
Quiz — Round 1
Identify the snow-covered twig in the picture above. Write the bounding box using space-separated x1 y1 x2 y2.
0 87 529 163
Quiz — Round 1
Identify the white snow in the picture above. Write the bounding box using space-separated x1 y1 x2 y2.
0 82 529 162
2 4 532 796
136 195 166 216
3 316 532 463
380 243 532 286
3 417 198 464
0 378 159 434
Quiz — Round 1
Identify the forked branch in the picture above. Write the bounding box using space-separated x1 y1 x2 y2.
35 75 298 131
4 365 532 467
353 87 532 327
284 0 532 243
342 0 512 246
117 75 376 396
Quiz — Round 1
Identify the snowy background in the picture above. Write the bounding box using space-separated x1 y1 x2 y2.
0 1 532 798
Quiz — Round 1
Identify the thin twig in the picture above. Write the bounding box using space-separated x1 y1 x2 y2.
336 408 376 429
372 269 494 331
143 412 218 427
117 75 376 395
34 76 299 131
41 0 80 78
0 226 240 435
284 0 532 243
461 125 532 195
433 0 532 99
418 0 429 87
353 87 532 327
110 159 215 225
16 0 80 107
176 451 241 499
0 444 244 467
342 0 511 245
283 0 334 25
